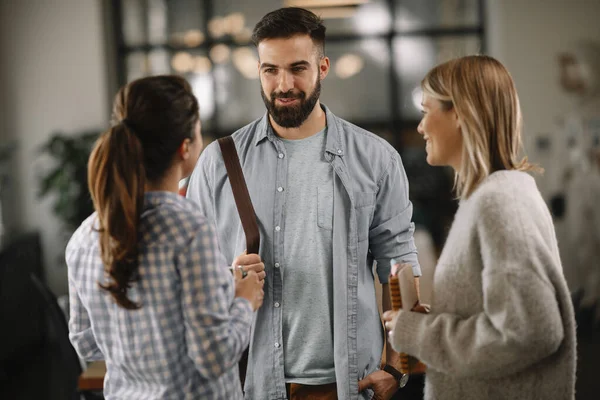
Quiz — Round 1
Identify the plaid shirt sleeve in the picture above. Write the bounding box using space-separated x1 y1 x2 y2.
178 221 254 380
67 271 104 361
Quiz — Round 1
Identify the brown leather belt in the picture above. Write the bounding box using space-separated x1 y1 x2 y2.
285 382 337 400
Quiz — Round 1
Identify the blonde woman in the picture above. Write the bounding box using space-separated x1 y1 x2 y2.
383 55 576 400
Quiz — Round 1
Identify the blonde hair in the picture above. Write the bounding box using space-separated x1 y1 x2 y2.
421 55 540 199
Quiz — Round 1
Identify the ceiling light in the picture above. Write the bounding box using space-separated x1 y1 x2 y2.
233 27 253 44
284 0 368 7
232 47 259 80
210 44 231 64
193 56 212 74
309 6 357 19
208 17 226 38
335 54 364 79
171 52 194 73
183 30 205 47
223 12 246 36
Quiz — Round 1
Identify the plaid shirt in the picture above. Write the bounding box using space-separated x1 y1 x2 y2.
66 191 252 400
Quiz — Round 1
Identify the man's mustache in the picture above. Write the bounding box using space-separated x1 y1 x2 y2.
271 91 304 100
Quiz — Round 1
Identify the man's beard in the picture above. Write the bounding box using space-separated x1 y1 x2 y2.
261 77 321 128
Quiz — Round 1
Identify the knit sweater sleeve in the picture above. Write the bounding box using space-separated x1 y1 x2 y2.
390 186 565 379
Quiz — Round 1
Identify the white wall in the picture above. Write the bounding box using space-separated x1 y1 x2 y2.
0 0 110 295
486 0 600 195
486 0 600 293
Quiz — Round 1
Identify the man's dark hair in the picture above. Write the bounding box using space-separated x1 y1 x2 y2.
251 7 326 56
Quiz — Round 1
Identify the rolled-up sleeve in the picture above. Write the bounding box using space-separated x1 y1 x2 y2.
369 153 419 283
67 256 103 361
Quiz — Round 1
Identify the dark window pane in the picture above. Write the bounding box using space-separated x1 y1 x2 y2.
147 0 167 45
148 49 170 74
395 0 480 31
167 0 206 47
189 72 215 130
169 49 215 128
125 49 170 82
121 0 205 47
126 51 149 82
211 0 280 42
213 46 264 130
122 0 147 46
310 0 391 35
394 35 481 119
321 39 391 123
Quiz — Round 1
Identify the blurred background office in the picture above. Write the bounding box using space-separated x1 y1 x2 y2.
0 0 598 399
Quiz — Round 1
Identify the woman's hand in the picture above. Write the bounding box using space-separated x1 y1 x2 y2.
382 310 399 341
233 252 266 311
232 252 266 282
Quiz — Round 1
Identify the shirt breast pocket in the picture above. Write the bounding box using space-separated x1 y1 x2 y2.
355 192 376 242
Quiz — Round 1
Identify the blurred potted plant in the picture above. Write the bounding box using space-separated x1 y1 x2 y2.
37 130 101 232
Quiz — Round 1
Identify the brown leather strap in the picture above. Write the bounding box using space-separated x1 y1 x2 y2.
217 136 260 254
217 136 259 389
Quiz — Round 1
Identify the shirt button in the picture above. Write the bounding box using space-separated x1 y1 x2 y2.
275 226 281 232
278 153 284 159
277 186 284 192
274 302 280 308
337 149 342 154
274 262 280 268
274 342 280 348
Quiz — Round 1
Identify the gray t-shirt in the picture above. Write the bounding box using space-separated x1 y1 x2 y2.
280 127 335 384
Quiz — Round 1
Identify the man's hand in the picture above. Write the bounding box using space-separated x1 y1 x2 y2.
358 370 398 400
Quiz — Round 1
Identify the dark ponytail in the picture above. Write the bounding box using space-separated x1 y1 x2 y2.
88 75 199 309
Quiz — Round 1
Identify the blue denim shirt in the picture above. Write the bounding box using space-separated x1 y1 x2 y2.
187 105 419 400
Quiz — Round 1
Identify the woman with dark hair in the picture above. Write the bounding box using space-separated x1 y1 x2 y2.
67 75 265 399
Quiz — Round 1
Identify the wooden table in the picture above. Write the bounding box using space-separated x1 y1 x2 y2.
78 360 106 391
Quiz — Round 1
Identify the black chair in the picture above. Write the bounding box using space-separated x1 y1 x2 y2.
0 230 105 399
29 274 105 400
0 240 48 400
29 273 84 399
0 268 99 400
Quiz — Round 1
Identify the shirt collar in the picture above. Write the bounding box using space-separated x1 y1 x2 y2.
143 191 194 213
254 104 344 157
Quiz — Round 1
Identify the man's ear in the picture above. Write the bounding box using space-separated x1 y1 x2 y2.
319 56 330 80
